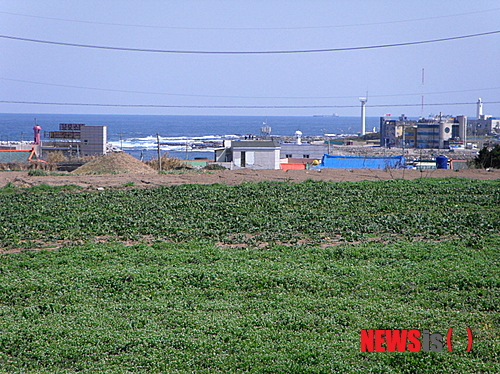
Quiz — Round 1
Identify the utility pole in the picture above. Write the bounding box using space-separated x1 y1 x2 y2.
156 133 162 171
402 121 406 157
421 68 425 117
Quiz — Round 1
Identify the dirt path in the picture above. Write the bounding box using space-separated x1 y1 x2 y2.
0 168 499 189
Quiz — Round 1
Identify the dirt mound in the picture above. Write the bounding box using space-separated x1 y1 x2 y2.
72 152 156 175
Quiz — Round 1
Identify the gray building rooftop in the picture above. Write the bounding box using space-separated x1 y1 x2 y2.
231 140 279 148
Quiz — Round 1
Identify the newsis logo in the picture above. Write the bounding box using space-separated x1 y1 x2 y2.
360 329 473 353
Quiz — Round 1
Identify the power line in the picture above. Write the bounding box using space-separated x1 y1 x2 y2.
1 30 499 54
1 77 499 100
0 77 250 99
1 8 499 30
1 100 498 109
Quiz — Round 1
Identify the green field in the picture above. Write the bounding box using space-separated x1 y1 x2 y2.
0 178 499 373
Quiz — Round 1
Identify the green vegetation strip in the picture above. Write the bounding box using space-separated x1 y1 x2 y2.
0 178 498 373
0 178 499 246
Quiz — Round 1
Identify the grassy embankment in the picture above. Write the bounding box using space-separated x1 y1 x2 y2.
0 178 499 373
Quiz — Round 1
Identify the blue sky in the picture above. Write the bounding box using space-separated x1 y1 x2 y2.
1 1 499 117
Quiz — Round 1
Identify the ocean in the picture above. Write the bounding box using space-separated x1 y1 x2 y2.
0 113 379 160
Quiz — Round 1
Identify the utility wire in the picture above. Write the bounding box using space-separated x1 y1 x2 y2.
1 77 499 100
1 8 499 30
1 100 498 109
1 30 499 54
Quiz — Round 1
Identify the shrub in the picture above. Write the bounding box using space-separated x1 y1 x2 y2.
474 145 500 169
46 151 68 163
203 163 228 171
145 156 190 171
28 169 48 176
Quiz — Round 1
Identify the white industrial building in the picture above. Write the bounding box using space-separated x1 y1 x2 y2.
277 130 327 160
42 124 107 157
380 114 467 149
80 125 107 156
279 142 328 160
467 99 500 135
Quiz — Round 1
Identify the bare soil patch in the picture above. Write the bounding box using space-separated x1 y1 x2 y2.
0 235 160 254
0 167 498 190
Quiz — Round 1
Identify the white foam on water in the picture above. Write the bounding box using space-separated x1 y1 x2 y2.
111 134 240 150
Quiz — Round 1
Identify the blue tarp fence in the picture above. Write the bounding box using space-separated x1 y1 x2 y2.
317 154 405 169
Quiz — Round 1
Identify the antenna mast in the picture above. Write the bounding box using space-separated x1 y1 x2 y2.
421 68 425 117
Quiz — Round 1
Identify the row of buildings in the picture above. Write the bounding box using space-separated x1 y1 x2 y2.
380 114 468 149
214 110 499 170
380 113 499 150
39 123 107 157
380 99 500 149
0 123 107 165
214 130 338 170
2 98 498 169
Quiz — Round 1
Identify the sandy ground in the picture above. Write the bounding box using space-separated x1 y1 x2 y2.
1 168 499 189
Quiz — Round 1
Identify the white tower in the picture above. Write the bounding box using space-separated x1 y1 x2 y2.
295 130 303 145
457 115 467 144
477 98 483 119
359 97 368 136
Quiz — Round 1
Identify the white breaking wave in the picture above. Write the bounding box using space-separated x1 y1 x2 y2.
110 134 241 151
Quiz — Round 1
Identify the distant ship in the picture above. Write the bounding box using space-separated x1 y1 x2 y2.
313 113 339 117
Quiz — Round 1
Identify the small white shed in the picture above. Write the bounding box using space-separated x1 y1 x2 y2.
214 140 281 170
